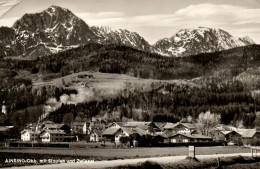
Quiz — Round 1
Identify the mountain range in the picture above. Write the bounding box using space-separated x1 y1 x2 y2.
0 5 255 58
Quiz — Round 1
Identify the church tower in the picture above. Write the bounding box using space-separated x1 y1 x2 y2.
1 101 7 115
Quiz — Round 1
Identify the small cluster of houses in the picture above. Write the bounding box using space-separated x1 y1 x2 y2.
20 117 106 143
21 121 72 142
101 122 260 146
210 124 260 146
17 119 260 146
102 122 213 145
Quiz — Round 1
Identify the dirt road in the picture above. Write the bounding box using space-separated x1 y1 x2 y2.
4 153 253 169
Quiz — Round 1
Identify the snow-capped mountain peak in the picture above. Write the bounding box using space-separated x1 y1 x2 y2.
154 27 255 57
10 5 96 56
90 26 154 52
0 6 255 58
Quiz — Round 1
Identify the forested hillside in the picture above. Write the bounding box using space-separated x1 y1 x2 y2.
48 79 258 128
25 43 260 80
2 43 260 81
1 43 260 131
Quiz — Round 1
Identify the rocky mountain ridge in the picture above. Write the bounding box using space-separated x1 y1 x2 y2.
154 27 255 57
0 6 255 58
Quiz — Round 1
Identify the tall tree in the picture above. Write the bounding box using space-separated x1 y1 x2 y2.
63 113 74 127
196 110 220 135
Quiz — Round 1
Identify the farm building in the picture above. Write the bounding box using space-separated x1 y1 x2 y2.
213 124 237 131
222 131 242 145
0 126 14 133
102 126 148 143
154 133 169 143
107 121 161 134
0 126 14 141
20 130 40 142
162 122 197 134
102 127 121 142
172 123 197 134
239 129 260 146
210 130 227 142
43 123 70 134
40 129 66 142
102 127 134 143
168 133 213 143
162 123 175 132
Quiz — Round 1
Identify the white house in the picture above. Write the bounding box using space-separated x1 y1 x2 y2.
20 130 40 142
102 127 136 143
40 130 66 143
89 131 101 142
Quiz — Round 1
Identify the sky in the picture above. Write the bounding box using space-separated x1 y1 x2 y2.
0 0 260 44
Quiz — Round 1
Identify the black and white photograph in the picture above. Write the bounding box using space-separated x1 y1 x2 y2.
0 0 260 168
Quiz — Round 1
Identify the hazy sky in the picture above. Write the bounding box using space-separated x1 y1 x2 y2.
0 0 260 44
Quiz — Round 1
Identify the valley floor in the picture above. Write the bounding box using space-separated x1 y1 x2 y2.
0 146 252 168
0 146 249 159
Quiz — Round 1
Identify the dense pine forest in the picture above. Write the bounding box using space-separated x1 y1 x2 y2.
48 79 258 128
1 43 260 132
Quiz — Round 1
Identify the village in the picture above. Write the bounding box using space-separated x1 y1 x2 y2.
0 101 260 147
0 118 259 147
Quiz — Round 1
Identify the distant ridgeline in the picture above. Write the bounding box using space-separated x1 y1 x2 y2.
0 6 255 58
34 43 260 80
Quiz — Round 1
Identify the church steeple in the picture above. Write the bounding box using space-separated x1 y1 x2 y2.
2 101 7 115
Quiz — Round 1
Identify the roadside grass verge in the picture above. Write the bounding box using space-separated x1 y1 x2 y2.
0 146 250 158
0 147 253 168
113 156 260 169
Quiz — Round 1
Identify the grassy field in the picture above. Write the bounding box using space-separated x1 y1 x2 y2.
0 146 253 168
33 71 191 87
0 146 250 159
33 71 194 100
114 156 260 169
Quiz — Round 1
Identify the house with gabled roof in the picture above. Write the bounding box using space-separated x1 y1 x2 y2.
122 122 150 130
133 127 148 136
210 124 238 142
213 124 237 132
0 126 14 141
210 130 227 142
237 129 258 138
154 133 169 143
107 122 124 128
102 127 123 142
0 126 14 133
155 122 166 131
163 122 197 135
40 129 66 143
43 123 70 134
168 133 212 143
238 129 260 146
222 130 242 145
163 122 176 132
102 125 149 143
89 130 102 142
21 130 41 142
107 121 162 134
